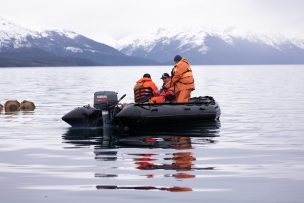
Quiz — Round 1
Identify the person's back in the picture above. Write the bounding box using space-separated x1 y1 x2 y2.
171 55 195 103
134 73 158 103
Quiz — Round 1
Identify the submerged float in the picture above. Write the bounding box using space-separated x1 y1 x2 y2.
62 91 221 129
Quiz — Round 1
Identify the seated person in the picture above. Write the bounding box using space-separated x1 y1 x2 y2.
134 73 158 103
149 73 175 103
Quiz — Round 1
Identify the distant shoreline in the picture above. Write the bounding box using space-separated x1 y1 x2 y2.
1 64 304 68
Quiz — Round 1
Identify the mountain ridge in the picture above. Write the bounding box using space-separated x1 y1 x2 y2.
1 17 304 66
0 17 159 67
117 28 304 64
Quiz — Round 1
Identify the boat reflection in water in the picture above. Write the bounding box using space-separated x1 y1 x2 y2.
62 121 220 192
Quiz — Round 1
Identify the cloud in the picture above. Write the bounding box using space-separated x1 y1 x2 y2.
0 0 303 42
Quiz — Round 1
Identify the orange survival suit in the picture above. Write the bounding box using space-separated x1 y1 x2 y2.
171 58 195 103
149 81 175 103
134 77 158 103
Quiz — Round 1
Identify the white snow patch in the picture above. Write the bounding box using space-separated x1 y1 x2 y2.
290 38 304 49
85 49 96 53
42 29 77 39
65 46 83 53
60 30 79 39
0 17 39 49
40 29 79 39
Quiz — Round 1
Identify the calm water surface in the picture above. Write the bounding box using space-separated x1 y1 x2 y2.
0 65 304 203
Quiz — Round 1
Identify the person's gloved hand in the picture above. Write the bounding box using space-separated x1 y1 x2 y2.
154 90 161 96
164 91 173 97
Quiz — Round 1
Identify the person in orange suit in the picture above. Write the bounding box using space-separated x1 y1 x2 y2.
171 55 195 103
134 73 158 103
149 73 175 103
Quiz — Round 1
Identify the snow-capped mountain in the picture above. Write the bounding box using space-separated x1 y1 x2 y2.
117 28 304 64
1 17 304 66
0 17 157 66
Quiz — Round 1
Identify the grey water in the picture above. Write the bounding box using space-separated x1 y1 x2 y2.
0 65 304 203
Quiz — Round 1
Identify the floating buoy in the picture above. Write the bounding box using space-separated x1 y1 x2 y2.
4 100 20 112
20 100 35 111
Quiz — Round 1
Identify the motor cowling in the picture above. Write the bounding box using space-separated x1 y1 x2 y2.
94 91 118 111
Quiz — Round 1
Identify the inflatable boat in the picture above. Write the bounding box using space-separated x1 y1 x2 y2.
62 91 221 128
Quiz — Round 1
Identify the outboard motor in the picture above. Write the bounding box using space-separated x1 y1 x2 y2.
62 91 125 128
94 91 119 128
62 91 118 127
94 91 118 111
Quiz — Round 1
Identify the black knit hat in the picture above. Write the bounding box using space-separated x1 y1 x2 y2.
174 55 182 62
143 73 151 78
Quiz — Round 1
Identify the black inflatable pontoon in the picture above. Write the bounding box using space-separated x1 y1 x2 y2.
62 91 221 128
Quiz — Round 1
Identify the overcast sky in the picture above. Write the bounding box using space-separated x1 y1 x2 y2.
1 0 303 43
